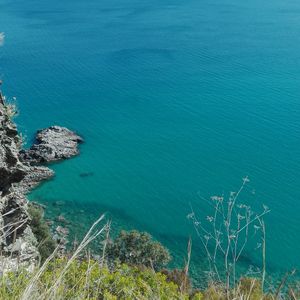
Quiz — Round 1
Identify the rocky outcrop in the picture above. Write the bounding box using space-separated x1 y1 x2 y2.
18 166 55 194
0 101 39 273
0 109 27 194
0 99 83 273
0 192 38 273
20 126 83 164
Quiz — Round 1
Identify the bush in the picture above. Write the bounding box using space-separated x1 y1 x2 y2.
28 203 56 262
0 257 297 299
238 278 263 299
161 268 192 293
107 230 171 270
0 259 186 300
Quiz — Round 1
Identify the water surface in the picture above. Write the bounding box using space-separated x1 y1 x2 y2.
0 0 300 282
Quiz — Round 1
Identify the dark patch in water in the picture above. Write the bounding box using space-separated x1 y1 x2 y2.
79 172 94 178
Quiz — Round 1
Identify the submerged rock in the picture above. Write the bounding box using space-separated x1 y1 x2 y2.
20 126 83 164
55 226 69 236
79 171 94 178
55 214 70 224
52 200 65 207
54 225 69 253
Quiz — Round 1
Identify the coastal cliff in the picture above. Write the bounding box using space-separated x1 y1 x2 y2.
0 99 82 273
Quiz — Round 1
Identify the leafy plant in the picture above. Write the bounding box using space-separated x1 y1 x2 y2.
161 268 192 294
0 259 185 300
27 203 57 262
107 230 171 270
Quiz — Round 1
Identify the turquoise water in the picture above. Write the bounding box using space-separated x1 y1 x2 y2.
1 0 300 281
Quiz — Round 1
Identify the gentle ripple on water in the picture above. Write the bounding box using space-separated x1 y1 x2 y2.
0 0 300 282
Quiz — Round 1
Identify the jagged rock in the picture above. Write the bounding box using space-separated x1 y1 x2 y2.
20 126 83 164
54 225 69 254
17 166 54 194
0 101 54 195
0 226 38 275
0 101 39 273
0 191 39 274
1 108 27 195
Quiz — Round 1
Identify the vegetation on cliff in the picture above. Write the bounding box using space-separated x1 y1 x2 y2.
0 247 298 299
3 257 294 300
27 203 57 263
107 230 171 271
1 209 299 300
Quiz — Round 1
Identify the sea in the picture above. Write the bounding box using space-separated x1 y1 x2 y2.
0 0 300 284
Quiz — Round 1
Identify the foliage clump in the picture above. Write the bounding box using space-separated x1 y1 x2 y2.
107 230 171 271
28 203 57 262
161 268 191 294
0 259 185 300
1 259 293 300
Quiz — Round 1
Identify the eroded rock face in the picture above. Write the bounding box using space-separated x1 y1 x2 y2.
0 108 27 195
0 102 39 273
20 126 83 164
0 103 55 195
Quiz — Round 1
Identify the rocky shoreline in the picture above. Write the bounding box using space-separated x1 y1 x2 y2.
0 100 83 273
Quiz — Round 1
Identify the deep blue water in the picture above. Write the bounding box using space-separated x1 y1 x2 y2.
1 0 300 281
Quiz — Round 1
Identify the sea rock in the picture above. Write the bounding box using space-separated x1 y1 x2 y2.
20 126 83 164
55 226 69 236
54 225 69 253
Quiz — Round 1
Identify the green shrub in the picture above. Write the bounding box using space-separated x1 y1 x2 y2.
28 203 57 262
161 268 191 293
202 284 226 300
190 291 204 300
107 230 171 270
0 270 30 300
0 258 187 300
237 277 263 300
0 257 297 300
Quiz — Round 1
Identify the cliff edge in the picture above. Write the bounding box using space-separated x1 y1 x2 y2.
0 98 82 273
